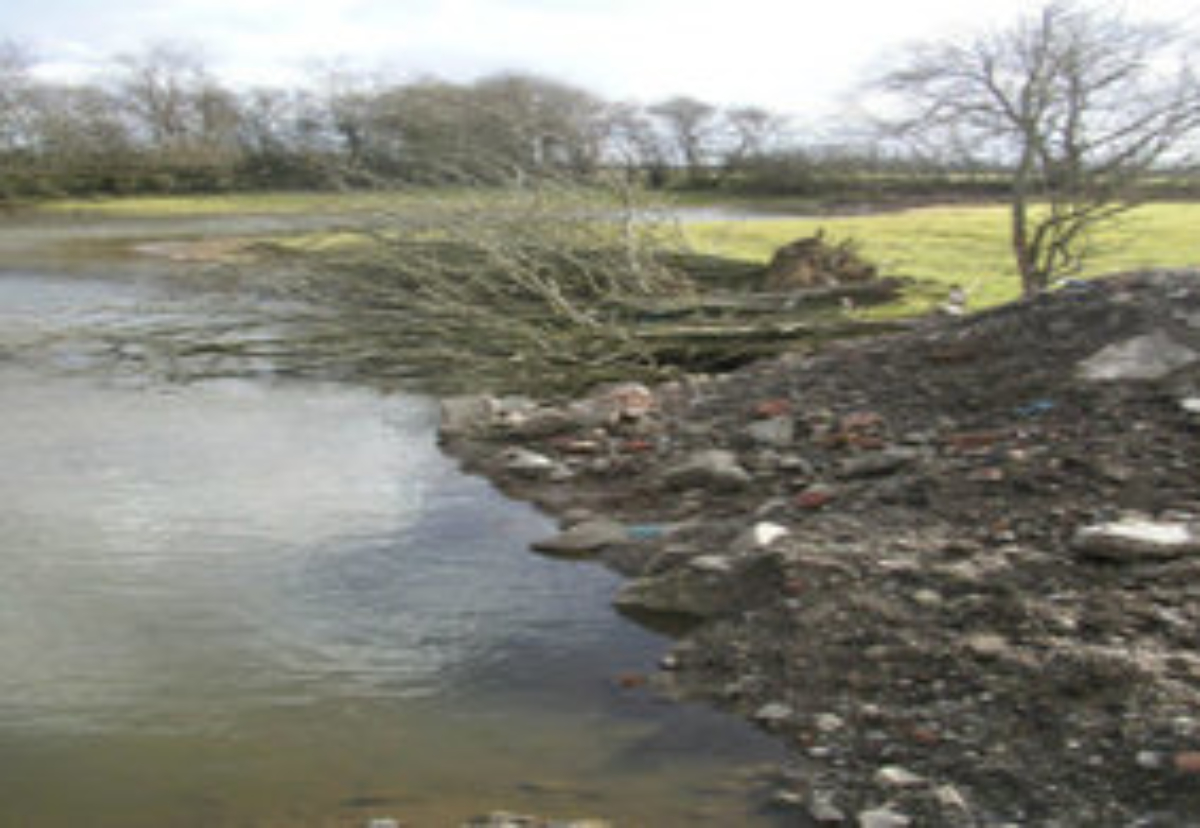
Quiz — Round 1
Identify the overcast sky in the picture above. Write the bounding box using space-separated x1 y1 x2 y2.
7 0 1200 118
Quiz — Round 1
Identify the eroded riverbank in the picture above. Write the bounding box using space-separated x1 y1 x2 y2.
439 270 1200 825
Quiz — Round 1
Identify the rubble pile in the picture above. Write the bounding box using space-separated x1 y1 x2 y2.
441 270 1200 825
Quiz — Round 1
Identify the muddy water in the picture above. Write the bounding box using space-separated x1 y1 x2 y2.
0 244 786 825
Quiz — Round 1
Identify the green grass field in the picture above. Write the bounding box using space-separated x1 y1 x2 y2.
684 202 1200 314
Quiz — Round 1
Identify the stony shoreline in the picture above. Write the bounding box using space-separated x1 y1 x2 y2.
439 270 1200 826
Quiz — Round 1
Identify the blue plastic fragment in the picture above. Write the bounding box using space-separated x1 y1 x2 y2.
627 524 668 541
1016 399 1056 417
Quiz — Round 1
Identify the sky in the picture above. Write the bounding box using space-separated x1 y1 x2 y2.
5 0 1200 119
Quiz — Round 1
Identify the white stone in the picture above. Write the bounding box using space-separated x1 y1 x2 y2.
858 807 912 828
1072 517 1200 562
815 713 845 733
874 765 926 789
754 702 794 725
1137 751 1165 770
935 784 970 811
689 555 736 574
754 521 791 547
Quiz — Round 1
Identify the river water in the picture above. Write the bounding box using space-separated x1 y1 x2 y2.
0 255 785 825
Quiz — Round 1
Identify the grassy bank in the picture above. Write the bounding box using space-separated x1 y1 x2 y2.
684 202 1200 314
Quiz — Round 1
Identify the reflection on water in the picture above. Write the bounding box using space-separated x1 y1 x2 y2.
0 270 785 826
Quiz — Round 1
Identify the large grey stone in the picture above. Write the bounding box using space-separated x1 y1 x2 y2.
438 395 496 439
615 569 735 621
531 519 628 558
662 449 752 491
1078 332 1200 382
746 417 795 447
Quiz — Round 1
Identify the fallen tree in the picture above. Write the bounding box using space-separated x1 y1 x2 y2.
282 177 695 396
268 176 901 396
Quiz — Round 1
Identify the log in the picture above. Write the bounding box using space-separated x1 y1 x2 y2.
629 278 906 320
636 317 911 343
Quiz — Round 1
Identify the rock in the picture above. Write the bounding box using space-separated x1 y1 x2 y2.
463 814 610 828
689 555 737 574
464 812 532 827
796 484 837 510
912 589 943 608
439 395 496 439
808 792 848 824
746 417 795 447
662 449 752 491
569 382 656 426
935 784 970 812
815 713 844 733
1173 752 1200 774
366 819 400 828
874 765 926 789
1078 331 1200 382
1137 751 1165 770
615 568 737 621
734 521 791 552
754 521 790 546
504 407 576 439
770 789 805 809
753 398 793 419
1072 516 1200 562
857 806 911 828
838 447 919 479
500 448 563 478
754 702 795 726
964 633 1009 660
561 508 597 527
778 454 815 475
531 519 628 558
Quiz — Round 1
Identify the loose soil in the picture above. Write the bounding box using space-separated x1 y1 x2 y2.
442 270 1200 826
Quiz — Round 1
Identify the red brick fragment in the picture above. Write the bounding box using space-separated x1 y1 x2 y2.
754 399 793 419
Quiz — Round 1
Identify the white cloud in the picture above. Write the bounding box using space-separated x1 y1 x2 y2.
13 0 1200 116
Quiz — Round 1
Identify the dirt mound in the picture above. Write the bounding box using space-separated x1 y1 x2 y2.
761 233 878 290
443 270 1200 825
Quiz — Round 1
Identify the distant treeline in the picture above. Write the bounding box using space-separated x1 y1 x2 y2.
2 40 1197 202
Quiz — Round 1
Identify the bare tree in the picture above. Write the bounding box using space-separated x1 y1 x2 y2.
874 1 1200 296
600 101 669 185
719 105 788 177
0 40 36 153
114 42 213 148
649 96 718 182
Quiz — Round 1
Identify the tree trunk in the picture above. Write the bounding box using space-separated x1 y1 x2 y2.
1011 159 1047 298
